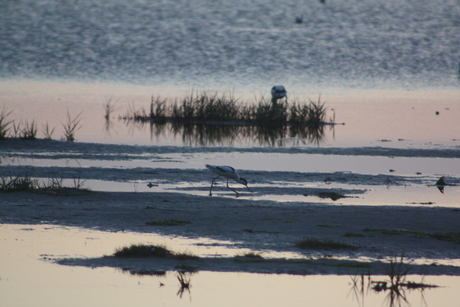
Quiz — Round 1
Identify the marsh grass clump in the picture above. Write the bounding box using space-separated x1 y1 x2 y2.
0 174 89 193
20 120 38 140
176 271 193 298
0 175 39 192
348 263 439 307
61 111 82 141
113 244 199 260
370 254 439 293
171 91 242 122
0 106 13 139
1 107 86 141
45 175 64 189
349 255 438 306
120 102 148 122
116 92 334 146
120 91 330 128
41 122 55 140
174 251 200 260
234 252 264 262
288 96 327 127
254 96 288 126
103 97 120 120
10 120 36 139
11 121 21 138
176 264 199 273
295 238 359 250
306 97 328 127
384 254 410 288
71 176 86 190
235 252 264 259
114 244 173 257
150 96 168 123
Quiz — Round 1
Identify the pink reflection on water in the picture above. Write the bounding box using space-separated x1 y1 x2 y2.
1 79 459 147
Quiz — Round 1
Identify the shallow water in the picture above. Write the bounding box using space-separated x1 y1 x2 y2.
2 145 459 207
1 79 460 148
1 224 460 307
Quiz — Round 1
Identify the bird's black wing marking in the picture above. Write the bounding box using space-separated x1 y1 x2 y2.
216 166 235 173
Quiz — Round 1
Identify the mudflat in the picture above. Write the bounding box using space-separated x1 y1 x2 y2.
1 139 459 275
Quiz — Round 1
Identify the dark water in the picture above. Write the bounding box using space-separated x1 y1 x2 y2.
1 0 460 91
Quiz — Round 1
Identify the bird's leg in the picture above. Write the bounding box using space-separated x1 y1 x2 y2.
245 185 253 193
226 178 240 197
209 176 220 196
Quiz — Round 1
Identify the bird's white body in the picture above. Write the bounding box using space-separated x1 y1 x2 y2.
271 85 287 99
206 165 243 183
206 164 252 196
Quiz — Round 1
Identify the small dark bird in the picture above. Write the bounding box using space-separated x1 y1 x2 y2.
436 176 446 193
436 176 446 186
147 182 157 188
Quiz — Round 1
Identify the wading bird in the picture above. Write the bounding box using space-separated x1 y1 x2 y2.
270 85 287 100
206 164 253 196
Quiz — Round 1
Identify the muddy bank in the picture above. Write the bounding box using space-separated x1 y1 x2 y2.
1 139 460 159
1 189 460 275
57 252 460 276
1 139 459 275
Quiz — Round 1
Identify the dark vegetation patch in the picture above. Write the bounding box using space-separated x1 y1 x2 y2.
295 238 359 250
406 202 435 205
304 190 350 201
350 255 439 298
114 244 174 257
146 219 192 226
343 232 366 238
234 252 264 262
119 92 330 128
0 174 88 193
243 229 281 234
363 228 460 244
0 175 38 192
175 264 199 272
317 191 347 201
316 224 346 228
369 255 439 293
122 269 167 276
113 244 199 260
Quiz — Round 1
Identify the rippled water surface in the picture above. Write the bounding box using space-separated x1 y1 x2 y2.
1 0 460 89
